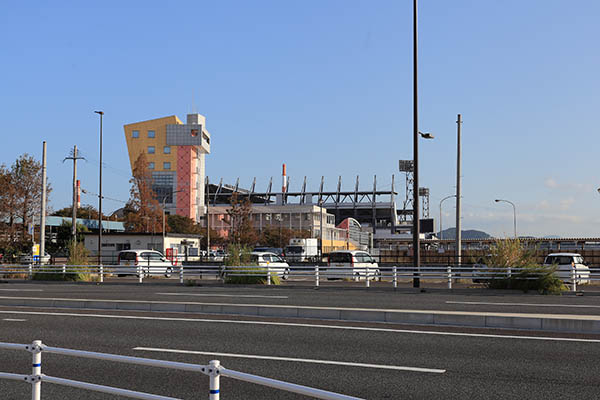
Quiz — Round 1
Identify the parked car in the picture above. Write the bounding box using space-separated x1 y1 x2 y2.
324 250 380 281
543 253 590 284
116 250 174 278
210 249 228 262
19 252 51 265
249 251 290 279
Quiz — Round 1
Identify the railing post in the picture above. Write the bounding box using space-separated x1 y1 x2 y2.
208 360 220 400
62 264 66 274
266 265 271 286
179 265 184 284
138 266 143 284
28 262 33 279
365 265 370 288
447 265 452 289
572 262 577 292
31 340 42 400
99 264 104 283
315 265 319 287
393 265 397 288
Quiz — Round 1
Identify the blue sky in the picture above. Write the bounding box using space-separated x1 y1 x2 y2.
1 1 599 238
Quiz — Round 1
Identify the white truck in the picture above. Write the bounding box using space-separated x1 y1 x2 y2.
284 238 319 262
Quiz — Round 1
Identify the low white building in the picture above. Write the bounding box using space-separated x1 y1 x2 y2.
84 232 203 263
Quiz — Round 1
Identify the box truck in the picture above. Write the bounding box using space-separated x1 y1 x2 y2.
284 238 319 262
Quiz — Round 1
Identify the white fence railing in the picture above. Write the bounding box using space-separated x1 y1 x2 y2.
0 340 361 400
0 263 593 292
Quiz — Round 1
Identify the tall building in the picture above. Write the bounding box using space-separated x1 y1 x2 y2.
123 114 211 222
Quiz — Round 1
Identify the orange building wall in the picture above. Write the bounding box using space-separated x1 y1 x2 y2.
123 115 181 171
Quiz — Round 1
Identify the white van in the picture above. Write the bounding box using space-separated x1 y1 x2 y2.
543 253 590 284
325 250 380 281
116 250 174 278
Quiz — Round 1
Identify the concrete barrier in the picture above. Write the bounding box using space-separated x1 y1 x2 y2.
1 295 600 334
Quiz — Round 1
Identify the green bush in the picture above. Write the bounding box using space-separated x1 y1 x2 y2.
224 244 254 266
32 241 93 282
483 239 566 294
486 263 567 294
222 244 280 284
224 267 281 285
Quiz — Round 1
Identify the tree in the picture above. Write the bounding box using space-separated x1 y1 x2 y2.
226 193 258 246
46 221 89 254
52 205 114 221
167 214 202 234
123 153 162 232
0 154 51 247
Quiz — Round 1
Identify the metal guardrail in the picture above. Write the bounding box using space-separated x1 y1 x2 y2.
0 340 361 399
0 263 595 292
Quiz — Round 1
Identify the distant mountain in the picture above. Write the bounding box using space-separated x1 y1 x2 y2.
437 228 491 240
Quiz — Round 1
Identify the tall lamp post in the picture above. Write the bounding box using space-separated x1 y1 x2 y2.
495 199 517 238
411 0 438 288
439 195 456 240
94 110 104 264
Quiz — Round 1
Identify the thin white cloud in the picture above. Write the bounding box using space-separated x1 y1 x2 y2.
559 197 575 210
536 200 550 210
544 177 594 193
545 178 558 188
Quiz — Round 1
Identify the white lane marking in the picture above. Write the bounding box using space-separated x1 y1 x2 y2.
0 289 43 292
2 318 27 321
156 293 289 299
133 347 446 374
447 301 600 309
0 310 599 343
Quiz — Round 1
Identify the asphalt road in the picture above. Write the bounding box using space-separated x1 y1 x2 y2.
1 307 600 399
3 281 600 316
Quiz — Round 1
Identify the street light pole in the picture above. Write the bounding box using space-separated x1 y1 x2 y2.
456 114 462 267
412 0 420 288
439 195 456 241
94 111 104 264
495 199 517 238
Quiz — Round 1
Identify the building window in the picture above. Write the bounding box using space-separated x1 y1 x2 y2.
152 172 175 203
148 130 155 138
163 146 171 154
148 162 155 169
132 130 139 138
163 162 171 170
148 146 155 154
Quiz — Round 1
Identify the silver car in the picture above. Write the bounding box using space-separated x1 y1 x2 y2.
116 250 174 278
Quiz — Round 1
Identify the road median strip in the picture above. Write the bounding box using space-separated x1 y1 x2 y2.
1 295 600 334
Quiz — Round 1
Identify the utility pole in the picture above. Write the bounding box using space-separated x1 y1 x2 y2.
94 111 104 265
456 114 462 268
63 145 85 242
39 141 48 265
